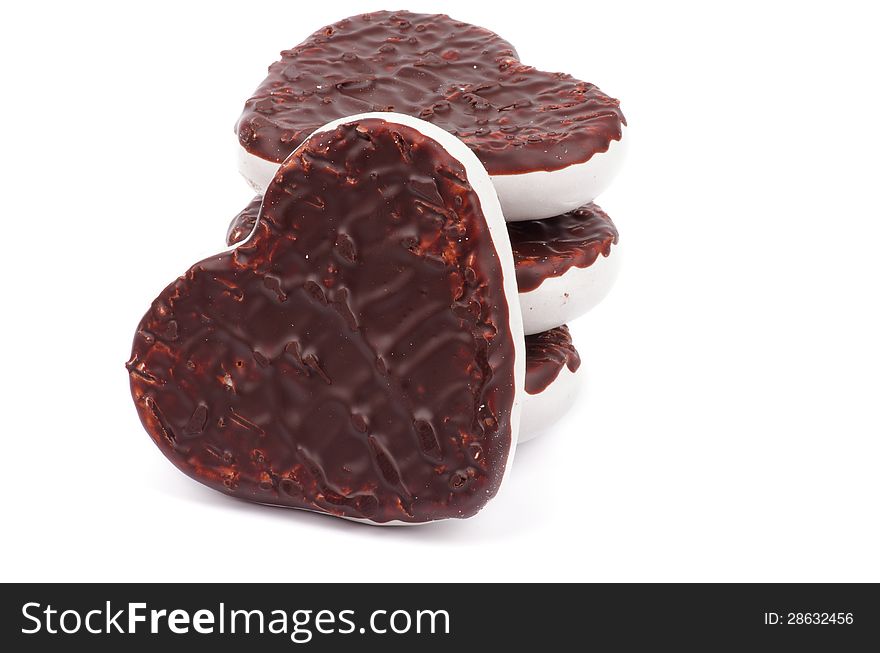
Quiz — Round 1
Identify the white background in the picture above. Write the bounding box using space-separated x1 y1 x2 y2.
1 1 878 582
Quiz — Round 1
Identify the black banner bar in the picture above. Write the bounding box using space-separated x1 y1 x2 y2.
2 583 877 650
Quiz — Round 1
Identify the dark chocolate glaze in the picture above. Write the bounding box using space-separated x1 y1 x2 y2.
508 203 618 293
225 199 581 396
128 119 517 523
227 199 619 294
225 195 262 246
236 11 625 175
524 326 581 395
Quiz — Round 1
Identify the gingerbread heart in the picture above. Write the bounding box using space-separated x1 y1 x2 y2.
236 10 627 221
127 114 524 524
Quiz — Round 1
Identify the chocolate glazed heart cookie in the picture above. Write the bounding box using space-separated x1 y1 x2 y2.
224 196 589 443
236 10 627 220
127 114 524 524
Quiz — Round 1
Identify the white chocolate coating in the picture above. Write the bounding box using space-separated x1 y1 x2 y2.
519 364 583 443
520 243 621 335
491 132 628 221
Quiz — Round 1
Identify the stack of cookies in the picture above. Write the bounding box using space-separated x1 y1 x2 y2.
231 11 627 442
127 11 626 523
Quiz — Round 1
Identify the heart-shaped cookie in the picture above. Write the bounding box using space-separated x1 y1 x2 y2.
236 10 627 220
128 113 524 524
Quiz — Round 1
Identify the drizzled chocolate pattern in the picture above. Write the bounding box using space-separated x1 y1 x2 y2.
524 326 581 395
508 203 618 293
237 11 625 175
128 119 517 523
